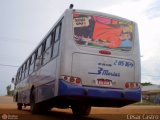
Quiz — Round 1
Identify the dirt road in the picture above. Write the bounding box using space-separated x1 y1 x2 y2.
0 96 160 120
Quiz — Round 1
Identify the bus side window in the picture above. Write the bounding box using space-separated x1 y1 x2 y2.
29 54 35 74
19 67 22 82
15 71 20 85
24 60 29 77
23 64 26 79
35 45 42 70
55 26 60 41
52 40 60 58
21 64 25 80
17 70 21 83
55 23 61 41
45 35 52 49
52 23 61 58
43 34 52 65
51 30 55 45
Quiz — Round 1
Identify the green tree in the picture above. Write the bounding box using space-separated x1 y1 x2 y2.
6 84 13 96
141 82 153 86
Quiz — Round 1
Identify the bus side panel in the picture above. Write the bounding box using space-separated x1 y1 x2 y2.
31 58 57 103
55 11 69 96
133 23 141 84
15 78 30 104
58 10 74 77
33 19 64 103
36 81 55 103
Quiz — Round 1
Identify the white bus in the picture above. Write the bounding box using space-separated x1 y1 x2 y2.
13 6 141 116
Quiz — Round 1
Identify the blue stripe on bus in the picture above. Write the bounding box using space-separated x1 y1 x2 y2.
58 80 141 101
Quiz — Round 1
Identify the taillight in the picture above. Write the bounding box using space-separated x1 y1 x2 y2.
125 82 140 89
99 50 111 55
76 77 81 84
61 75 82 85
64 76 68 80
131 82 135 88
70 77 75 82
125 83 129 88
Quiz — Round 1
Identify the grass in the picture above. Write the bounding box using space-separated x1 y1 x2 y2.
133 100 159 105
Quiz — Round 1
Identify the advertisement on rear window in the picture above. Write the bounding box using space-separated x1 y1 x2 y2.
73 12 134 51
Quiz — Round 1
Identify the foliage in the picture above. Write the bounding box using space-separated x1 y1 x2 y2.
6 84 13 96
141 82 153 86
133 100 158 105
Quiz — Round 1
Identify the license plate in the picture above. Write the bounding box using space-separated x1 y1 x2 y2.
97 79 112 86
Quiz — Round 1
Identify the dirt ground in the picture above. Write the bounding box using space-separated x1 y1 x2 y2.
0 96 160 120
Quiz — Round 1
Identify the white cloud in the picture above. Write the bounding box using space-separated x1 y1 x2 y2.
98 0 152 21
140 17 160 59
146 0 160 19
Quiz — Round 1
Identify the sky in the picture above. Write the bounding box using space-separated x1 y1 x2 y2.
0 0 160 95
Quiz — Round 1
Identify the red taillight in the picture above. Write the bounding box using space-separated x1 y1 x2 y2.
76 78 81 84
61 75 81 85
125 83 129 88
125 82 140 89
99 50 111 55
70 77 75 82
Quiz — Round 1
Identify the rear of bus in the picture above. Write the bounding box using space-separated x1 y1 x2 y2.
58 9 141 108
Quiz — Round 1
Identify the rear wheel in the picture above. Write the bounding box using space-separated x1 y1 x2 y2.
71 103 91 116
17 103 22 110
30 89 40 114
16 93 22 110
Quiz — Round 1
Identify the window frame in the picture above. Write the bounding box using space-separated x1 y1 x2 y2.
51 22 62 59
28 53 36 75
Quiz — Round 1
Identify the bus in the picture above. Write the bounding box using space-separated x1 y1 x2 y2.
13 6 141 116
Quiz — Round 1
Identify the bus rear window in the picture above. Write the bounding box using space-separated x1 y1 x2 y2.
73 12 134 51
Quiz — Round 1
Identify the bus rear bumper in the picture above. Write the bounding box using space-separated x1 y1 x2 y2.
58 80 141 107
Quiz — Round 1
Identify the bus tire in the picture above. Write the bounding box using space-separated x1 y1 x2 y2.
30 89 40 114
71 104 91 116
16 93 18 102
17 103 22 110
